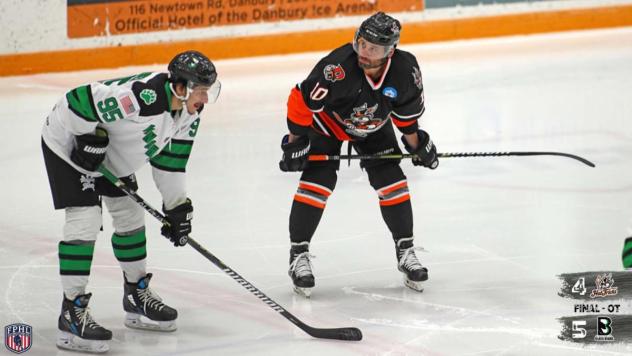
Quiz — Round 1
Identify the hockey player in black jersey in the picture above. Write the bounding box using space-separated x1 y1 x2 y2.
42 51 220 353
279 12 438 297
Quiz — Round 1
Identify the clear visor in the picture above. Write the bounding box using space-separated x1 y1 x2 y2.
188 79 222 104
352 32 393 60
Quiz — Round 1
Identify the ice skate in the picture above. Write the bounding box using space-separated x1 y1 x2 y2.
123 273 178 332
396 237 428 292
289 242 315 298
56 293 112 354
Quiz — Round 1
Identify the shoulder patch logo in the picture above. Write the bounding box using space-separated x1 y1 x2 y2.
412 67 423 90
139 89 157 105
382 87 398 99
323 64 345 82
118 95 137 115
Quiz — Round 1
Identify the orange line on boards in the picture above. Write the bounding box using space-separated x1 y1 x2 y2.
2 4 632 77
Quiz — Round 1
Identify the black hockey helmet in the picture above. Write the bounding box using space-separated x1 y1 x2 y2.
356 12 401 47
168 50 217 87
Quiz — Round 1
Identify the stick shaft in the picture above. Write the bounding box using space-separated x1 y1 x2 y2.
97 165 362 341
308 151 595 167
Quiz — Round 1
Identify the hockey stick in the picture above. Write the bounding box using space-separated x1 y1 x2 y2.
309 151 595 167
97 165 362 341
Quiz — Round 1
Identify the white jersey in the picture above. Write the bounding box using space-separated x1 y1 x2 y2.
41 72 203 208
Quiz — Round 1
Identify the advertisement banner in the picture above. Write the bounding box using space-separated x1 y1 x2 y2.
67 0 424 38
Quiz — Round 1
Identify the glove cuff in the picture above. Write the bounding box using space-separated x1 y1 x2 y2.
163 198 193 214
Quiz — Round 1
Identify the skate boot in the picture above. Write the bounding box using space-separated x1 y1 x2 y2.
57 293 112 354
288 242 315 298
395 237 428 292
123 273 178 331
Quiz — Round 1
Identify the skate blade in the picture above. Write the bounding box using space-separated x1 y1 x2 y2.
293 286 312 298
404 278 424 292
125 313 177 332
56 331 109 354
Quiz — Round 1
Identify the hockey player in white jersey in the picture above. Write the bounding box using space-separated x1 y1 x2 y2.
41 50 221 353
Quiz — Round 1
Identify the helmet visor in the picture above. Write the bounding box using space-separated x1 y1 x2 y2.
189 79 222 104
353 32 394 60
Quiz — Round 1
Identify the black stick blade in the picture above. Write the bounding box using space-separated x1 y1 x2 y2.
305 327 363 341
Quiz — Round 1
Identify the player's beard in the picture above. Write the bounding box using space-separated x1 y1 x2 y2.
357 56 388 70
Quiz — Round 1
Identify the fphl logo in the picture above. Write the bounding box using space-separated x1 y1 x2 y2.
4 323 32 354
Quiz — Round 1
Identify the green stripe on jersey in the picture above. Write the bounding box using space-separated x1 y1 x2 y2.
164 81 172 111
164 140 193 155
66 85 98 122
150 153 189 171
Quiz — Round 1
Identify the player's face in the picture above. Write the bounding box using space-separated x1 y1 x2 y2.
354 37 392 69
185 86 209 113
184 80 221 114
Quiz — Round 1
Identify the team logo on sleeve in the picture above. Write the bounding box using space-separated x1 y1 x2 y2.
139 89 157 105
5 323 32 354
412 67 422 90
323 64 345 82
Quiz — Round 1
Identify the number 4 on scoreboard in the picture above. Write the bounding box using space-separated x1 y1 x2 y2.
572 277 586 296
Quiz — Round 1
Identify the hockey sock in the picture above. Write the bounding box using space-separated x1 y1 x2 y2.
60 206 101 299
290 168 336 243
59 241 95 299
367 164 413 239
111 228 147 283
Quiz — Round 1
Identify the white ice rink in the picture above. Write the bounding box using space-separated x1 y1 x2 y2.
1 27 632 355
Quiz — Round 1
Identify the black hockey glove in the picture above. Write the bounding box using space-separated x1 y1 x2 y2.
401 129 439 169
279 134 310 172
161 199 193 247
70 128 109 172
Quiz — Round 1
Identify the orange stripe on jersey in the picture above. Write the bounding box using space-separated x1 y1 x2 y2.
379 194 410 207
318 112 352 141
390 115 417 128
287 87 313 127
299 182 332 197
378 180 408 196
294 194 326 209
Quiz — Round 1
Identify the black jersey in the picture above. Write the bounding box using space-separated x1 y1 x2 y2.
286 43 425 141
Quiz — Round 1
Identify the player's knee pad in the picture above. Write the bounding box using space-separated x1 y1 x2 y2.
294 168 337 209
103 196 145 233
63 206 102 242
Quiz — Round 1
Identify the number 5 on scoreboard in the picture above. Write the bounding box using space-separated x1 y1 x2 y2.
572 320 587 338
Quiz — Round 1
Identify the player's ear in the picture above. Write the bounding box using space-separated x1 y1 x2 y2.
387 47 395 58
175 82 187 97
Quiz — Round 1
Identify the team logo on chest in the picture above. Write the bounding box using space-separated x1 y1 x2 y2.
323 64 345 82
334 103 385 136
80 175 95 191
